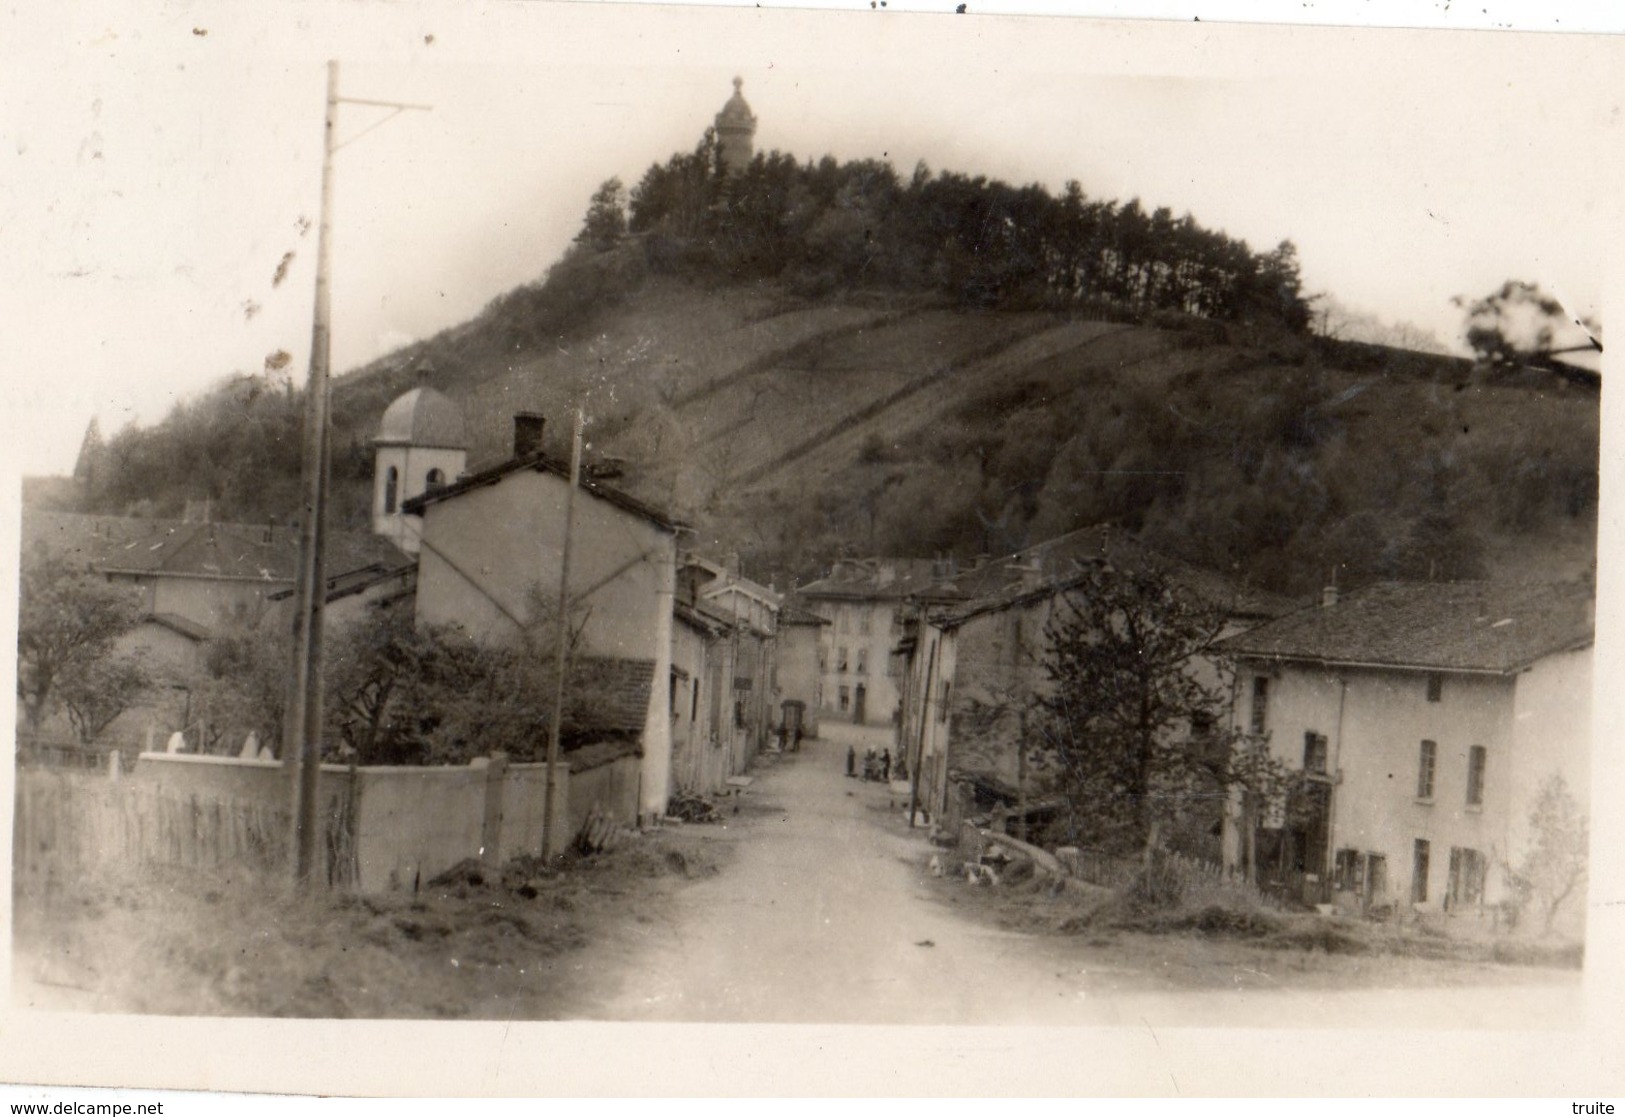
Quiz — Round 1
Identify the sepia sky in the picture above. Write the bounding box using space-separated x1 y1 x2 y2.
3 1 1621 477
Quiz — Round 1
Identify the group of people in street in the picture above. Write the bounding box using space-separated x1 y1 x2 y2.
845 745 891 782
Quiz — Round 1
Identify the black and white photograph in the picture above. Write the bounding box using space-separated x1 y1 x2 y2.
2 0 1622 1099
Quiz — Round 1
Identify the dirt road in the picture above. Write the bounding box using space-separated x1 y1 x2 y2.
570 727 1583 1027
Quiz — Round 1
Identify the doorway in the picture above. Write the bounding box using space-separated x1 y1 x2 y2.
853 684 867 725
1412 839 1431 904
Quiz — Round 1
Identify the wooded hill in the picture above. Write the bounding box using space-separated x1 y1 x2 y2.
59 144 1599 599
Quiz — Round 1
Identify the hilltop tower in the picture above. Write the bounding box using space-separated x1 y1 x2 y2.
373 384 467 555
714 76 757 173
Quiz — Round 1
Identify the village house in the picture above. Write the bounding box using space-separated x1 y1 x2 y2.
775 600 830 739
669 598 730 796
900 526 1297 839
672 552 782 791
402 412 683 825
1218 580 1593 920
22 509 408 638
797 558 964 730
19 507 410 748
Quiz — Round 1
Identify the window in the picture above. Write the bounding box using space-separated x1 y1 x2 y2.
858 610 872 635
1466 745 1486 806
1334 849 1363 892
1426 674 1443 703
1447 846 1486 908
837 646 849 673
1249 677 1269 735
856 648 868 675
939 680 951 722
838 686 850 712
691 679 700 721
425 467 445 490
383 466 399 513
818 647 828 672
1302 731 1329 774
1412 839 1431 904
1417 740 1437 799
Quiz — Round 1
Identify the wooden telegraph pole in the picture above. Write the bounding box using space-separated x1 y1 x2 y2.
284 61 340 889
284 61 429 888
541 408 585 860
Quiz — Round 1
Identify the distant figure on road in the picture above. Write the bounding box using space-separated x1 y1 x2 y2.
792 725 803 752
846 745 856 778
881 749 892 781
777 722 789 752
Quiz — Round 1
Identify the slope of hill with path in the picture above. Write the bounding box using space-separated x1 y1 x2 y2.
59 254 1599 598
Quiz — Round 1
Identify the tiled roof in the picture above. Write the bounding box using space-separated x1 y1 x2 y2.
674 600 727 637
938 525 1299 627
21 511 189 570
778 600 831 626
798 558 963 603
570 656 656 737
22 511 410 586
566 737 642 774
1218 581 1594 674
401 452 679 532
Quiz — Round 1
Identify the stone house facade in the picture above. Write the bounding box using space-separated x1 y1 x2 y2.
1220 581 1593 920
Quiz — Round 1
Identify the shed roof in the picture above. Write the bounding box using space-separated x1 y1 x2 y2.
1218 580 1594 674
570 656 658 737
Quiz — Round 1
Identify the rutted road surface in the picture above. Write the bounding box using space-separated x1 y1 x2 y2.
569 726 1583 1027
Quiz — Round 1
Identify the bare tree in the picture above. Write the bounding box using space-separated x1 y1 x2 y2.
1034 563 1291 860
56 653 153 743
1506 773 1589 935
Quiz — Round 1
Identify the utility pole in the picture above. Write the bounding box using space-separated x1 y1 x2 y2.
284 60 340 889
284 61 429 889
541 408 585 860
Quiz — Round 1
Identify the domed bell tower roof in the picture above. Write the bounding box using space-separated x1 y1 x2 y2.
375 387 468 451
715 76 758 173
716 76 757 129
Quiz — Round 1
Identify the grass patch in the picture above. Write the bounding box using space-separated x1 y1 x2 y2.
13 828 730 1018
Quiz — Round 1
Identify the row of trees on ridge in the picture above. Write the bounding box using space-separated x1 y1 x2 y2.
586 130 1312 329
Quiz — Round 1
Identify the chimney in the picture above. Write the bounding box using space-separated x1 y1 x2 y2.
513 412 546 459
1008 557 1045 591
1321 584 1339 608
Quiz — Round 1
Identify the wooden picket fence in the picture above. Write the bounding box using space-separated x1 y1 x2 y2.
15 735 139 774
1064 844 1292 912
13 768 290 882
